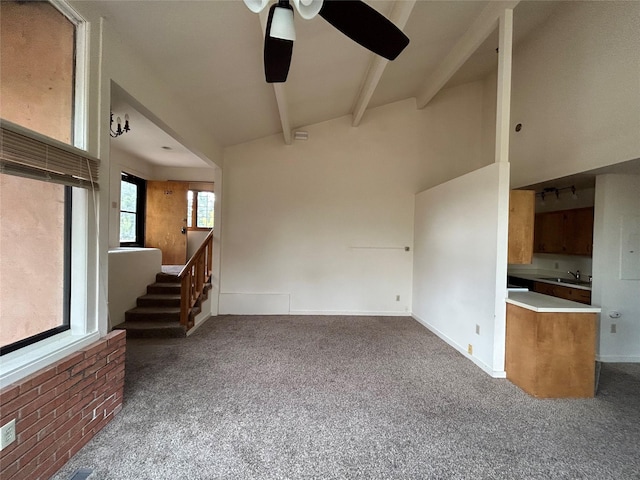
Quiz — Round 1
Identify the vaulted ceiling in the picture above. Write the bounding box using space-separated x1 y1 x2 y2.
72 0 560 167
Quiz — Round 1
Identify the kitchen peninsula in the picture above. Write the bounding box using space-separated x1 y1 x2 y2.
505 291 601 398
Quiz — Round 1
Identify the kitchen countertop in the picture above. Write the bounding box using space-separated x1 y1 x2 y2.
508 271 592 291
506 291 601 313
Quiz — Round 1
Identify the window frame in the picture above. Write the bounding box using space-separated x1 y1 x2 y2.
119 172 146 247
0 0 101 387
187 189 215 231
0 186 73 356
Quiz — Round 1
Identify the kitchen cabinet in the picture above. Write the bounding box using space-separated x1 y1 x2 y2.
508 190 535 264
505 301 597 398
533 281 591 304
533 207 594 256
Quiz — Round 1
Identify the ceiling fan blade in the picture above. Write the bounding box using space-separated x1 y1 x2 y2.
319 0 409 61
264 4 294 83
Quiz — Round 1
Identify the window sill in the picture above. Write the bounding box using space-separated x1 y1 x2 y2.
0 330 100 388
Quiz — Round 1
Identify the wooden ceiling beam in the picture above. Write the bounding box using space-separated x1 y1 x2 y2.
351 0 416 127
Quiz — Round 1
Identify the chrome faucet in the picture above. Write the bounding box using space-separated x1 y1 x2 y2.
568 270 580 280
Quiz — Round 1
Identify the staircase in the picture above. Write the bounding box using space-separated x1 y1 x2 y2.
113 272 208 338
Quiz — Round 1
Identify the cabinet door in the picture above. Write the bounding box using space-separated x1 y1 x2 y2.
508 190 535 264
533 211 564 253
564 207 594 256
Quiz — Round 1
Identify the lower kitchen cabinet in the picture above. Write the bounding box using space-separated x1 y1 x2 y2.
533 281 591 304
505 303 596 398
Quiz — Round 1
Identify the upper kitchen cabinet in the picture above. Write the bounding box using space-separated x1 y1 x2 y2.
534 207 594 256
508 190 535 264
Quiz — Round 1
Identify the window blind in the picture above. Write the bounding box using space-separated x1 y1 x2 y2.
0 120 99 189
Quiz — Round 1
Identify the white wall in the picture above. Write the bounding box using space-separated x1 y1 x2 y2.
509 1 640 188
412 162 510 377
222 85 491 315
107 248 162 329
592 174 640 362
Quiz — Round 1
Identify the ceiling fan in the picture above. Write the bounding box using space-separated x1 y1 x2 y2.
243 0 410 83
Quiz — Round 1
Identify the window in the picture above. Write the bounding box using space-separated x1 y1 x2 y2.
0 0 95 362
120 173 146 246
187 190 215 230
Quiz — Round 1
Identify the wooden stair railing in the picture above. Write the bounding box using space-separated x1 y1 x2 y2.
179 230 214 330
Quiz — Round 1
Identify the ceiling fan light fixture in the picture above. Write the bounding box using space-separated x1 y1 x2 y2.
243 0 270 13
292 0 323 20
270 4 296 41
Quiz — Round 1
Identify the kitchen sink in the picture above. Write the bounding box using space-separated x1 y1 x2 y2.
540 277 591 286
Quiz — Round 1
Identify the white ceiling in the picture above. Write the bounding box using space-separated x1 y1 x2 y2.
72 0 566 168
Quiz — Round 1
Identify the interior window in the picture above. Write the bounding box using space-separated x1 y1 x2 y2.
187 190 215 229
120 172 146 246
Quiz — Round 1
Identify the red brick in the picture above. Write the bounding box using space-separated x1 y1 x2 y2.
68 375 95 398
55 372 84 397
106 329 126 345
18 388 57 419
66 430 92 460
17 411 54 443
52 411 82 441
81 340 108 359
84 357 108 378
69 394 94 417
14 410 40 435
106 365 124 382
15 431 55 471
38 408 73 441
54 351 84 374
40 453 70 480
0 384 21 405
81 394 106 419
113 403 123 416
80 379 106 403
1 388 39 422
70 357 95 376
0 461 19 479
0 433 37 469
18 366 57 395
96 362 117 380
104 348 122 363
39 370 70 395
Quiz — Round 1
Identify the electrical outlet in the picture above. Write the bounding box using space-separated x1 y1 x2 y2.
395 295 400 302
611 324 617 334
0 419 16 451
467 344 473 355
475 324 480 335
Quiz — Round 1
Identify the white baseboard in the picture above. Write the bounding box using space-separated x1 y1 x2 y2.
289 310 411 317
411 313 506 378
596 355 640 363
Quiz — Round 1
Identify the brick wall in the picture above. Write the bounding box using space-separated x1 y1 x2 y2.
0 330 126 480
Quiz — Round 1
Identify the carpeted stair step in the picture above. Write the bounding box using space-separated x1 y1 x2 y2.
137 294 181 308
147 282 181 295
112 320 186 338
156 272 181 283
125 306 180 322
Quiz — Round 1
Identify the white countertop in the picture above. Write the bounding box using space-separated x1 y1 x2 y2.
506 291 601 313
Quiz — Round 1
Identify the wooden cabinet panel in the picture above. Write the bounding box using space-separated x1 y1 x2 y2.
533 207 594 256
564 207 594 256
534 211 564 253
506 303 596 398
533 281 591 304
508 190 535 264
